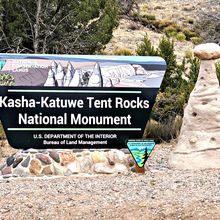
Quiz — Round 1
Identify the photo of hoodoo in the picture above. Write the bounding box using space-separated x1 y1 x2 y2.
44 62 103 87
43 61 165 88
0 58 165 88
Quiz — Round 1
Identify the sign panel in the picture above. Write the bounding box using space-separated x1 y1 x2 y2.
0 54 166 149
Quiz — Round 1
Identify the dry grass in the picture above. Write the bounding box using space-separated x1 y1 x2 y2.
0 140 18 161
144 117 182 142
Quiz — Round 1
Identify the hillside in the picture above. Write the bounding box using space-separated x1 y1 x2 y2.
104 0 220 61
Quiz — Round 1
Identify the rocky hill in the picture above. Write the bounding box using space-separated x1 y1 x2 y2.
104 0 220 61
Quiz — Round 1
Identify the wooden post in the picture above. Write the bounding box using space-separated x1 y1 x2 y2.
135 163 145 173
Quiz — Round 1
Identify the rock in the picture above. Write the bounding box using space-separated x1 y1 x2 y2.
2 166 12 175
23 149 39 154
127 156 135 167
79 156 93 172
170 45 220 169
6 155 15 166
12 157 23 168
49 151 60 163
189 137 197 144
29 159 42 175
69 69 81 87
42 165 54 175
66 161 80 174
53 163 66 176
36 154 51 165
13 167 29 177
107 154 115 166
64 62 74 87
107 150 126 164
21 155 31 168
55 63 65 86
114 164 128 174
93 163 114 174
60 151 75 166
81 150 91 157
44 69 56 87
194 43 220 60
91 151 108 164
87 63 103 87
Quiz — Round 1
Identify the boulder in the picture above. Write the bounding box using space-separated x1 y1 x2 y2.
194 43 220 60
29 159 42 175
60 151 76 166
93 163 115 174
91 151 108 163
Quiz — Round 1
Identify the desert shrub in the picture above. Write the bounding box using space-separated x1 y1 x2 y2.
137 35 201 142
158 37 177 91
114 48 133 56
157 20 174 29
190 37 203 45
136 35 158 56
0 140 17 159
131 12 139 20
144 117 182 142
164 25 177 35
182 28 198 40
215 23 220 33
184 49 193 59
176 32 186 41
142 13 156 21
0 73 15 86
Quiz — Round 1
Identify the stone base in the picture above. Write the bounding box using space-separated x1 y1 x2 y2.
169 149 220 170
0 149 136 178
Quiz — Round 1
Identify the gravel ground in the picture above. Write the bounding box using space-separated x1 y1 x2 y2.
1 144 220 220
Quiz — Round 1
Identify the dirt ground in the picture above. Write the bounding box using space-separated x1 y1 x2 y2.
1 144 220 220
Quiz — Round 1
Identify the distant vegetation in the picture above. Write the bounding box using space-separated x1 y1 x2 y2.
137 35 200 141
0 0 119 54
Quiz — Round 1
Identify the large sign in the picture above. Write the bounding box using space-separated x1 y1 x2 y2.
0 54 166 149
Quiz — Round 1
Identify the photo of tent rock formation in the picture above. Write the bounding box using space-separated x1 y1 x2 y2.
43 61 164 88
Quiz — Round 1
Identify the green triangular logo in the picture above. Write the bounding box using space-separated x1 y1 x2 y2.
127 140 156 168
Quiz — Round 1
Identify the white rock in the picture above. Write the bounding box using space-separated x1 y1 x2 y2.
55 63 65 86
194 43 220 60
67 161 80 174
93 163 114 174
44 69 56 86
113 164 128 174
87 63 103 87
69 69 81 87
64 62 75 87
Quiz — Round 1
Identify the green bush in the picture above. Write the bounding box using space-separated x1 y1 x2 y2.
190 37 203 45
114 48 133 56
136 35 158 56
176 32 186 41
142 13 156 21
182 28 198 40
137 34 201 142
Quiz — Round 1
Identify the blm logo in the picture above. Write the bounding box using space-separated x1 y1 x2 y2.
127 140 156 168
